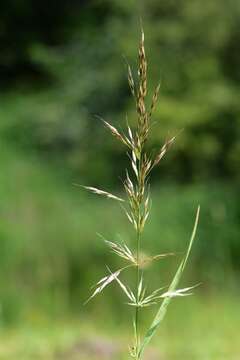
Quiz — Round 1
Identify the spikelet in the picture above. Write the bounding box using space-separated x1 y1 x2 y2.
153 135 176 167
102 119 132 148
128 64 135 97
80 185 124 202
85 268 122 304
149 83 161 118
104 239 136 265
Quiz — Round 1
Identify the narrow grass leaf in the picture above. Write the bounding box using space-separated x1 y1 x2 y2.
160 283 200 298
138 206 200 358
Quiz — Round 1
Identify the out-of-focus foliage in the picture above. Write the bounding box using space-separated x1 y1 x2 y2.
0 141 239 324
0 0 240 342
0 0 240 184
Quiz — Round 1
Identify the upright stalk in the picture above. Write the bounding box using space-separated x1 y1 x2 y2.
135 229 141 357
83 28 200 360
132 27 149 356
135 152 143 358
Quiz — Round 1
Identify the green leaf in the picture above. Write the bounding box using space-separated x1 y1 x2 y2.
138 206 200 359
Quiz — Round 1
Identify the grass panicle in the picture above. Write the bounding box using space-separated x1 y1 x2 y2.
82 28 200 360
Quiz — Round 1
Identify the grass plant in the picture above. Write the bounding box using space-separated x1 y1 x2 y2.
82 29 200 359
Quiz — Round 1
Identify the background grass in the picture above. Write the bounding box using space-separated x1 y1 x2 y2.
0 141 239 358
0 1 240 357
0 295 239 359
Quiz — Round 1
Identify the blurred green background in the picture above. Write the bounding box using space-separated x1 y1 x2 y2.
0 1 239 359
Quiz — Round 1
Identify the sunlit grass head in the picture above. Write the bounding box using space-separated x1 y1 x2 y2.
81 28 200 360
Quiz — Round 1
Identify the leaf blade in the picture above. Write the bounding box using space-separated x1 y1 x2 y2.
138 206 200 358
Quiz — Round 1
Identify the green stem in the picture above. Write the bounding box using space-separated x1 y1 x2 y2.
135 152 143 359
135 227 141 357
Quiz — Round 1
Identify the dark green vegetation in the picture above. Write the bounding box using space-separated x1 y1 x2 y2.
0 0 239 358
1 1 240 184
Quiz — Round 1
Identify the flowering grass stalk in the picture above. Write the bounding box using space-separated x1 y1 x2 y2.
82 29 200 359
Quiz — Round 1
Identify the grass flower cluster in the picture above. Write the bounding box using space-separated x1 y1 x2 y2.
82 29 200 360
